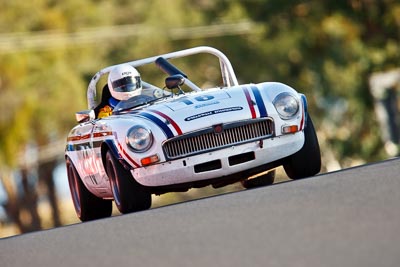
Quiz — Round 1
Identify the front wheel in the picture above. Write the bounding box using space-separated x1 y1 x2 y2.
283 114 321 179
105 150 151 214
66 157 112 221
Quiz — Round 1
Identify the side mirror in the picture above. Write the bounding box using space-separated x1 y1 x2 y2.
75 110 95 123
165 74 185 89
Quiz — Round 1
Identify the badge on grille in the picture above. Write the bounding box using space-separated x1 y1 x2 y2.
213 124 223 134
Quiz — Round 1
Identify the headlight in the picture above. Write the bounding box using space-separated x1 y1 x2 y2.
273 93 299 120
126 125 153 152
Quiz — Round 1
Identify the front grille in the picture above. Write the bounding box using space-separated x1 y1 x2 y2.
163 118 274 159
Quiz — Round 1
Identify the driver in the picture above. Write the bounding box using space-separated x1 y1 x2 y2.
96 64 142 118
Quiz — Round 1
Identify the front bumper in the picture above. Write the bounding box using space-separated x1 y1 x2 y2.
132 131 304 187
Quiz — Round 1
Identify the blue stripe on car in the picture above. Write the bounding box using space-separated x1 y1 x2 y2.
300 94 308 114
138 112 174 139
250 86 267 117
300 94 308 127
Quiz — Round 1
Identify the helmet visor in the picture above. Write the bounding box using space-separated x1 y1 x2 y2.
112 76 141 92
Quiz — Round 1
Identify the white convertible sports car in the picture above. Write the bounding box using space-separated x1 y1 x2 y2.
65 46 321 221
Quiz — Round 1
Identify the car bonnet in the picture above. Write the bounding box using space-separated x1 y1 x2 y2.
135 85 268 136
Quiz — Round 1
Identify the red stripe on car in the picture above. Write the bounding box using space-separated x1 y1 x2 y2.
243 87 256 118
299 108 305 131
121 148 140 168
149 109 183 135
114 132 140 168
67 133 91 142
93 131 113 138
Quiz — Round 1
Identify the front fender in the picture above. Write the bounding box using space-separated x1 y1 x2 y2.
101 139 132 171
299 94 308 128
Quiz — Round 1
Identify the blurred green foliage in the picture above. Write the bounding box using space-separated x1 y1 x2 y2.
0 0 399 169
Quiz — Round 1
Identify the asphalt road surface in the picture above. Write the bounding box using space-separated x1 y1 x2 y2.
1 158 400 267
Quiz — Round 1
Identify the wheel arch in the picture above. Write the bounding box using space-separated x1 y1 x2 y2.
300 94 309 127
101 139 131 171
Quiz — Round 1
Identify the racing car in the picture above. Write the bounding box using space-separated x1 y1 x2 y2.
65 46 321 221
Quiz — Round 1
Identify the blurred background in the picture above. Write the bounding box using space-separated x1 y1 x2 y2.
1 0 399 238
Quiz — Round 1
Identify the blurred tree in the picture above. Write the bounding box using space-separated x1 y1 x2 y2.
238 0 400 167
0 0 112 234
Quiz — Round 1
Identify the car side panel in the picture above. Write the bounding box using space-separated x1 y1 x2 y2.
66 123 113 198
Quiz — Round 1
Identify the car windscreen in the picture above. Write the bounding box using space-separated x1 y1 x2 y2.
113 95 155 114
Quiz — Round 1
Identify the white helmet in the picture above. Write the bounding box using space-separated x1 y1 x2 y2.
108 64 142 101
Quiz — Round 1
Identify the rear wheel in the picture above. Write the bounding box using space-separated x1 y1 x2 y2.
105 150 151 214
241 170 275 189
283 114 321 179
66 157 112 221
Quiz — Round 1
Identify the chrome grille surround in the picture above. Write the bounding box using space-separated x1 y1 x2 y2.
162 118 274 160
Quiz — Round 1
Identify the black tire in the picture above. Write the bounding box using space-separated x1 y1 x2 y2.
105 150 151 213
283 114 321 179
66 157 112 221
241 170 275 189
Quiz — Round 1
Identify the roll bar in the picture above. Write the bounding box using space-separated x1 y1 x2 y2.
87 46 239 109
